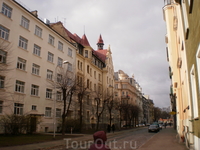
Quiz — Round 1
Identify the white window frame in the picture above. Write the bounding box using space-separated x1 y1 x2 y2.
15 80 25 93
58 41 63 51
31 84 39 96
0 49 7 64
19 36 28 50
45 107 52 117
32 63 40 75
0 76 5 88
67 63 72 72
47 52 54 62
46 88 52 99
196 43 200 89
56 108 61 117
32 105 37 110
14 103 23 115
33 44 41 56
68 48 72 57
57 57 63 67
2 3 12 18
56 91 62 101
21 16 29 29
48 35 54 46
47 69 53 80
0 25 9 40
190 65 199 118
35 25 42 38
17 57 26 71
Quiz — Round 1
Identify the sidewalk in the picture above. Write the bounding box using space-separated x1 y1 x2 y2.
138 126 188 150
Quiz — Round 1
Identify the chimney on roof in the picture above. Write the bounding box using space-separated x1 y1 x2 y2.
31 10 38 17
97 34 104 50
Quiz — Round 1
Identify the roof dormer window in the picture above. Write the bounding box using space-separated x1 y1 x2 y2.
85 50 88 58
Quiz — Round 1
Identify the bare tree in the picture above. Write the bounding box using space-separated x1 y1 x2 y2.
76 75 90 133
106 95 115 126
50 67 76 136
93 89 110 131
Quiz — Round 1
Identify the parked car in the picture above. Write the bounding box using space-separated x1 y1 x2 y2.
148 125 160 132
146 123 150 126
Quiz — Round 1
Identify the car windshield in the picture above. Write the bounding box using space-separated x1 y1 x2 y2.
149 125 157 129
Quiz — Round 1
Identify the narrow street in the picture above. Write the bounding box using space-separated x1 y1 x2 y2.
50 127 157 150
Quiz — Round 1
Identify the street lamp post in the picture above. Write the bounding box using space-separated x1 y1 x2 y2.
53 60 69 139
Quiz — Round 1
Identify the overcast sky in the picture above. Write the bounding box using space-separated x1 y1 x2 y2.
18 0 171 108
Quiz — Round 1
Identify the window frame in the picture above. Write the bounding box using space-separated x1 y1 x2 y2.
48 34 54 46
35 25 42 38
0 101 3 114
0 49 7 64
0 76 5 88
14 103 23 115
45 107 52 117
0 25 9 40
33 44 41 56
47 69 53 80
17 57 26 71
58 41 63 51
57 57 63 67
32 63 40 75
56 108 61 117
68 48 72 57
47 52 54 63
67 63 72 72
31 84 39 96
15 80 25 93
46 88 52 99
19 36 28 50
2 3 12 18
21 16 30 29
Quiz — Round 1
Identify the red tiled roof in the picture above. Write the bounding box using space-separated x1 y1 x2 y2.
97 34 104 44
95 49 107 62
81 34 90 47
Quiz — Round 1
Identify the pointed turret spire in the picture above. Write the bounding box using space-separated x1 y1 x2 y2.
81 34 90 47
97 34 104 50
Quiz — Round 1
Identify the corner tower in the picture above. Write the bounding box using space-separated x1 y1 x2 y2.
97 34 104 50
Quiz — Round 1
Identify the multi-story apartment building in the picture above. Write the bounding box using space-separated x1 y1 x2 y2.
142 95 154 124
0 0 77 133
0 0 116 132
163 0 200 149
114 70 144 125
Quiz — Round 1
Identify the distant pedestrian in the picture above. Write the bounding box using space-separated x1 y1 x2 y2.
107 124 111 133
112 124 115 133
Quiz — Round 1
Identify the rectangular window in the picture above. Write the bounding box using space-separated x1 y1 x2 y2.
48 35 54 46
58 41 63 51
2 3 12 18
67 63 72 72
85 50 88 58
57 74 62 83
14 103 23 115
56 91 62 101
33 44 41 56
19 36 28 50
35 25 42 38
17 57 26 71
94 71 96 79
94 84 96 91
32 105 37 110
0 25 9 40
87 111 89 122
32 63 40 75
47 52 54 62
47 69 53 80
46 88 52 99
68 48 72 57
31 84 39 96
0 101 3 114
56 108 61 117
0 49 7 63
0 76 5 88
21 16 29 29
57 57 63 67
45 107 51 117
15 80 25 93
